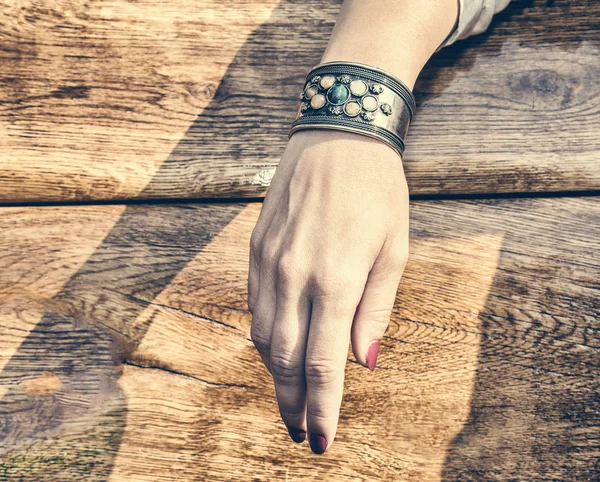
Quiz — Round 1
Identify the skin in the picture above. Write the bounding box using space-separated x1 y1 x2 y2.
248 0 459 454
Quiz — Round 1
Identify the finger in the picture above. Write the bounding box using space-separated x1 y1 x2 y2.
270 257 311 443
305 277 366 455
249 219 281 374
250 262 277 373
351 239 407 371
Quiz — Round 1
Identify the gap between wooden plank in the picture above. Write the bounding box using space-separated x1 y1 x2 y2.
1 188 600 208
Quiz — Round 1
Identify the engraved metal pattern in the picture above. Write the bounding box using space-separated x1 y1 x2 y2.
329 105 344 115
370 83 384 94
361 111 376 121
380 103 392 115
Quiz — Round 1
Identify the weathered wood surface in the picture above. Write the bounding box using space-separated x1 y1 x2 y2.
1 199 598 480
0 0 598 203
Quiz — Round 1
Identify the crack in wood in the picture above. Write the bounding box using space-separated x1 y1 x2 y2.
113 290 252 342
122 360 255 390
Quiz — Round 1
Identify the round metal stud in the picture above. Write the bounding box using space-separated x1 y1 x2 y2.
370 83 384 94
329 105 344 115
380 103 393 115
339 74 352 84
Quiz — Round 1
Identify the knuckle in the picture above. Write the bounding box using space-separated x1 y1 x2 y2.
385 250 408 273
276 253 304 292
260 241 279 269
305 358 340 387
310 272 362 315
250 325 271 353
247 294 257 314
394 251 409 269
279 406 302 421
270 350 304 383
310 275 346 300
249 230 263 258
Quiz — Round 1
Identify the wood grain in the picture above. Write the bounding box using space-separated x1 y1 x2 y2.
1 199 598 480
0 0 598 202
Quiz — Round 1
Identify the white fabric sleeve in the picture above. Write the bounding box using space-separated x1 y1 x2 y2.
437 0 512 51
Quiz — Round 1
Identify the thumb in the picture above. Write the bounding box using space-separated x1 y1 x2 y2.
351 238 407 371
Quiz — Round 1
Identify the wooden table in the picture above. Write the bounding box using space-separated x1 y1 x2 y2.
1 1 599 480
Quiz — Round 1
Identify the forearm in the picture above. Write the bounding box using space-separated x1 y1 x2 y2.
320 0 459 90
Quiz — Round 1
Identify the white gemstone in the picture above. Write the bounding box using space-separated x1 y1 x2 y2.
350 80 367 97
361 95 379 111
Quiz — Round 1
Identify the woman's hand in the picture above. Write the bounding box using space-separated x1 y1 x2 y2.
248 128 409 454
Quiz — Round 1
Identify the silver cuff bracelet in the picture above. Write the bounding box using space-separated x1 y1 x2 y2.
288 61 416 157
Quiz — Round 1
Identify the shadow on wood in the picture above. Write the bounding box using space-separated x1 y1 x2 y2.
0 204 245 479
440 201 600 479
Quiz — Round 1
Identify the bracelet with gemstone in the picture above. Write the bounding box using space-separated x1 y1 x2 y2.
288 61 416 157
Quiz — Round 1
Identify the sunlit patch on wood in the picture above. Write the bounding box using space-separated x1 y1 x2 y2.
21 372 63 397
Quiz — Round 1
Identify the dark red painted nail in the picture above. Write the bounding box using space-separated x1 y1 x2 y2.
309 433 328 454
366 340 380 371
286 426 306 443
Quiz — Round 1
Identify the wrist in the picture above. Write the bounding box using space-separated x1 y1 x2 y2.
288 128 406 165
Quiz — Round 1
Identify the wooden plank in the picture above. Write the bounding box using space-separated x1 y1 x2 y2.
0 0 598 202
1 198 599 480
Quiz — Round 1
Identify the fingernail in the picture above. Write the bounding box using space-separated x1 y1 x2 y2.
366 340 380 371
309 432 328 454
286 425 306 443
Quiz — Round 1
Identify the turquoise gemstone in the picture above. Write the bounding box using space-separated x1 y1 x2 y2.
326 84 350 105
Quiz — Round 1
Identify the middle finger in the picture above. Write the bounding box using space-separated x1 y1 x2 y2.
270 269 311 443
304 278 364 454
